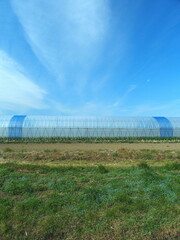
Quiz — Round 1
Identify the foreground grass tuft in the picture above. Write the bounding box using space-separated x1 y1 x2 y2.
96 165 109 174
138 161 151 170
3 147 14 152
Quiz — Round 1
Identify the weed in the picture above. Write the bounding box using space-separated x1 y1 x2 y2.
44 149 51 152
140 169 162 183
164 162 180 171
138 162 151 170
97 165 109 174
112 152 120 157
84 187 106 205
3 147 14 152
2 175 34 195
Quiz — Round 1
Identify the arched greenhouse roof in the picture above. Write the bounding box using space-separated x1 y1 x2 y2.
0 115 180 138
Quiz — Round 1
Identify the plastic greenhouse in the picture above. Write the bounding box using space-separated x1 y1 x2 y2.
0 115 180 138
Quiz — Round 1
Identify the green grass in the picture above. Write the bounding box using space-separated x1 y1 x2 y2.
0 161 179 240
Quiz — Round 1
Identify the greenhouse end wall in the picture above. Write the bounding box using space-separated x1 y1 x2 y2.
0 115 180 138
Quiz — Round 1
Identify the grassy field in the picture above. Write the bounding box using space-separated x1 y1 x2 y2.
0 147 179 240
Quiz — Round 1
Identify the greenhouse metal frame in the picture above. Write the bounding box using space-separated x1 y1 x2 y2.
0 115 180 138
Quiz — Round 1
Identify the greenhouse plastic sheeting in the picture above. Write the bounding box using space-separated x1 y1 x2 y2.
0 115 179 138
153 117 173 137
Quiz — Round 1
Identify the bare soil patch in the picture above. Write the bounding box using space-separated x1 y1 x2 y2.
0 142 180 152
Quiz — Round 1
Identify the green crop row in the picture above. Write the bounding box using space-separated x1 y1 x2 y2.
1 136 180 143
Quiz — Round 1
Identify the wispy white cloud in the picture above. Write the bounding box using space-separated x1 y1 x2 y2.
128 99 180 116
11 0 110 90
113 84 137 107
0 50 47 112
53 99 180 117
52 99 128 116
51 84 137 116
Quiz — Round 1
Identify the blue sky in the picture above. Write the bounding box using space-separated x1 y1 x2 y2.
0 0 180 116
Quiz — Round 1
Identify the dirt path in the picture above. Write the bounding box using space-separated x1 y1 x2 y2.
0 142 180 151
